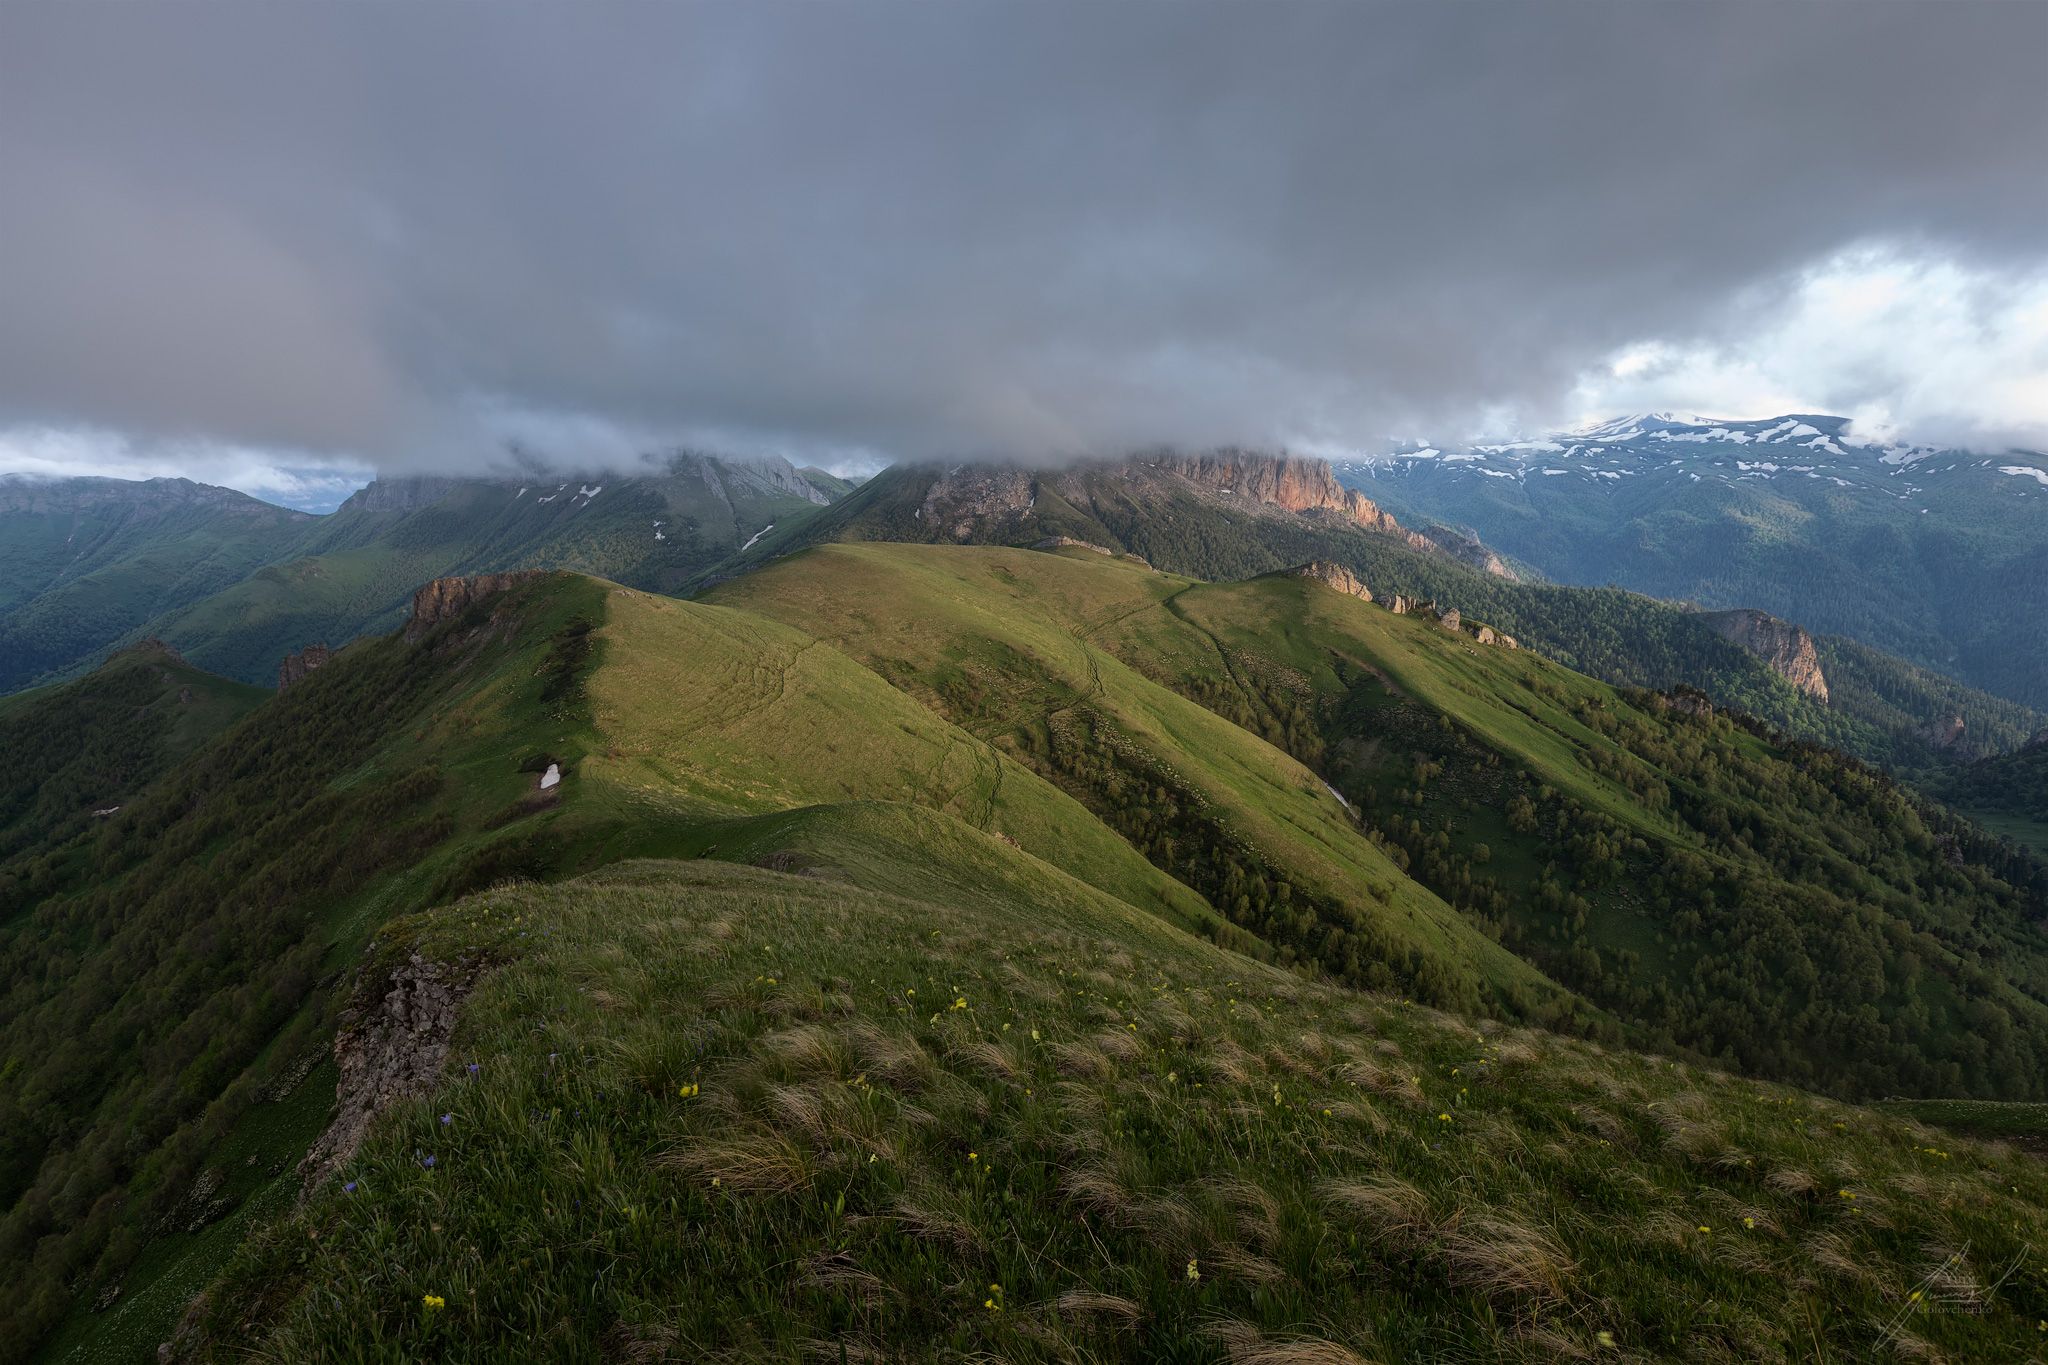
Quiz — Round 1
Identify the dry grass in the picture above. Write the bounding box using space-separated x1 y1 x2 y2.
1320 1176 1434 1249
1432 1211 1576 1306
1206 1320 1375 1365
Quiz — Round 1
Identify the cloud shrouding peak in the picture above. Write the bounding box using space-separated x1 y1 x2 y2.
0 1 2043 494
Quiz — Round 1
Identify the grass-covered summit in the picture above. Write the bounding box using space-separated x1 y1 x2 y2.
182 852 2048 1361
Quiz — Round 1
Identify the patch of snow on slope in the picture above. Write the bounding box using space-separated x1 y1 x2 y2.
1999 465 2048 487
740 523 775 552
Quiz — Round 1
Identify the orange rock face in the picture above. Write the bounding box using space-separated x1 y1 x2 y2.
404 572 546 643
1701 608 1829 703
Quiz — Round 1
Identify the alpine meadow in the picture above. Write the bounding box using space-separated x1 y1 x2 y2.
3 4 2046 1363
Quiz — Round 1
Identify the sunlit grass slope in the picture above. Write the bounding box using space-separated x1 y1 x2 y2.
711 543 2048 1100
187 852 2048 1363
711 544 1571 1019
572 586 1215 936
12 571 1218 1360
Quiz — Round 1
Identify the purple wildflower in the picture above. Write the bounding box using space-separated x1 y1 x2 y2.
344 1181 357 1194
466 1062 480 1075
440 1112 454 1125
422 1155 436 1168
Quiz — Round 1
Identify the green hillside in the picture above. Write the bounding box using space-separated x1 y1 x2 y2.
1929 739 2048 860
712 543 2048 1100
1337 426 2048 709
0 642 264 895
727 458 2045 769
3 570 1240 1360
176 854 2048 1362
8 554 2048 1362
0 478 314 695
709 544 1571 1022
0 457 847 696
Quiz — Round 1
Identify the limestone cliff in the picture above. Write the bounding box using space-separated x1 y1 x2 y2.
1284 561 1372 600
404 571 545 643
1145 450 1426 545
1700 608 1829 703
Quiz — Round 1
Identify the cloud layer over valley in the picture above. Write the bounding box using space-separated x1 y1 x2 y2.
2 2 2043 500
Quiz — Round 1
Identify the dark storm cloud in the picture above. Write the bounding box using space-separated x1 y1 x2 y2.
0 2 2042 471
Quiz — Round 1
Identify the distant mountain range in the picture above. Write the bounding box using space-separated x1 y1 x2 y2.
1330 413 2048 710
734 450 2045 768
0 454 845 693
5 440 2044 774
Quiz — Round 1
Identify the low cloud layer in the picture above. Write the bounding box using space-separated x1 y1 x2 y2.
1 2 2043 498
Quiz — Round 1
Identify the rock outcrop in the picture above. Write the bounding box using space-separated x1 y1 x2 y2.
405 571 544 643
1146 450 1432 548
1919 714 1968 750
1285 561 1372 601
1437 606 1462 633
1034 535 1115 556
298 953 484 1195
1418 525 1518 580
277 644 334 691
919 468 1037 540
1700 608 1829 703
1378 592 1415 615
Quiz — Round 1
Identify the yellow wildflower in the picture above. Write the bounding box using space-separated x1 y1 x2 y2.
422 1294 447 1311
1185 1257 1200 1282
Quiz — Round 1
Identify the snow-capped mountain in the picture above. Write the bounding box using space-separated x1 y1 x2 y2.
1328 415 2048 711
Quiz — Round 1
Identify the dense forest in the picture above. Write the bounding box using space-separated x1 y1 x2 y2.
0 643 262 884
1168 649 2048 1100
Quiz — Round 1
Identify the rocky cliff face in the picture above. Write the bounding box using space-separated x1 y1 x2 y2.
1417 525 1518 580
298 953 484 1195
1285 561 1372 600
404 571 545 643
276 644 334 691
1701 608 1830 703
919 468 1036 540
1146 450 1421 541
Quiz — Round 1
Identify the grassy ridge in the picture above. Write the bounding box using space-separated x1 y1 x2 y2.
14 552 2048 1360
182 851 2048 1361
747 461 2047 767
712 544 2048 1100
9 571 1230 1359
710 544 1571 1018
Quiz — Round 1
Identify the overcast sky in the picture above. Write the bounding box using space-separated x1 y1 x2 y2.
1 2 2043 507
